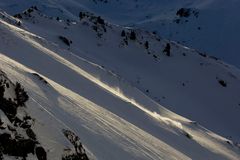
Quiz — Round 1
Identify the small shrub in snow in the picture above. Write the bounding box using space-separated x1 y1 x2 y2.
184 132 193 139
59 36 72 46
163 43 171 56
198 52 207 58
79 12 84 20
15 82 29 106
13 14 22 19
144 41 149 49
0 83 5 99
176 8 191 18
16 21 21 26
123 38 128 45
174 19 180 24
121 30 126 37
26 128 36 140
209 55 219 61
226 140 233 146
96 16 105 25
36 146 47 160
129 31 136 40
152 31 157 35
218 80 227 87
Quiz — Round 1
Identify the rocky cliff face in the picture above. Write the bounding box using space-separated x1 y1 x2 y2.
0 71 88 160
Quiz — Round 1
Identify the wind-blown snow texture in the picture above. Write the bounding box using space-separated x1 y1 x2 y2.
0 1 240 160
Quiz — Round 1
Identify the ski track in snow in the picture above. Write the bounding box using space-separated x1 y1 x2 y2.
0 54 190 160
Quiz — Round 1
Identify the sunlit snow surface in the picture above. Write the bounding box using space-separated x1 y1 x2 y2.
0 2 240 160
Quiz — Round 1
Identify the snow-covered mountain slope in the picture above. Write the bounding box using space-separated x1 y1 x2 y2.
2 0 238 67
131 0 240 68
79 0 240 68
0 4 240 160
78 0 240 68
7 6 240 142
0 15 240 160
